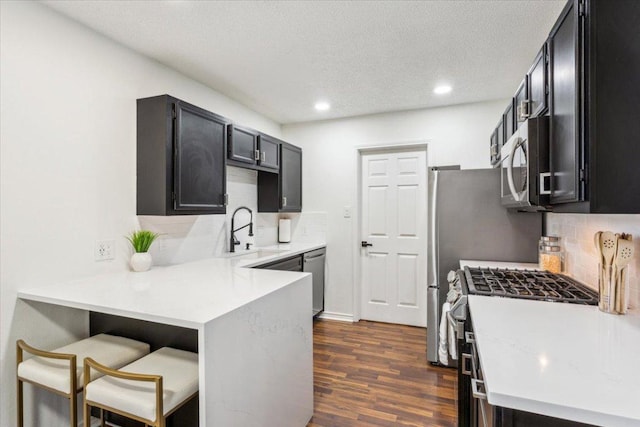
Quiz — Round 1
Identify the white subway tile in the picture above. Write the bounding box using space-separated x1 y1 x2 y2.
546 213 640 309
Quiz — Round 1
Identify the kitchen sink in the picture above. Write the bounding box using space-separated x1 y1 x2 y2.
224 249 286 260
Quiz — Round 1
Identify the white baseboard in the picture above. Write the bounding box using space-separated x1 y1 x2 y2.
317 311 354 322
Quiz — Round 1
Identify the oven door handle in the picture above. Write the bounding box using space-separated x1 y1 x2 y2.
446 311 465 340
507 137 524 202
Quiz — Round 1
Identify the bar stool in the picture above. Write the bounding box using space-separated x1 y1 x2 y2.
83 347 199 427
16 334 150 427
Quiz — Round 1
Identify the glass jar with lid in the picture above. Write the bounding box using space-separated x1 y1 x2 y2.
539 236 564 273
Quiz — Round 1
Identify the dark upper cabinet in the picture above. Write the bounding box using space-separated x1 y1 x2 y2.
490 117 504 168
514 78 528 128
503 101 515 141
527 45 548 119
227 126 280 173
257 134 280 171
280 143 302 211
548 1 581 205
227 124 258 166
258 142 302 212
548 0 640 213
137 95 227 215
490 128 500 167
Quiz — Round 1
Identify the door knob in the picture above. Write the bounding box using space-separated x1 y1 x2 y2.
361 241 373 248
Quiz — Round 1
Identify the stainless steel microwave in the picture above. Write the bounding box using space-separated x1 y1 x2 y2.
500 117 551 211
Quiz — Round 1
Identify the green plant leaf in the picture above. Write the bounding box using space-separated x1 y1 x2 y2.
126 230 160 253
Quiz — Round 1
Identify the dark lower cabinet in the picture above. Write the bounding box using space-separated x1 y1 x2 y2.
497 408 596 427
548 0 640 213
258 142 302 212
137 95 227 215
255 255 303 272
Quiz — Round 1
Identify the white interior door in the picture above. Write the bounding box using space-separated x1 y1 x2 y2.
360 149 427 327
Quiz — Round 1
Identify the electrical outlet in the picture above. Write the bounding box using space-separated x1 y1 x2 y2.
94 239 115 261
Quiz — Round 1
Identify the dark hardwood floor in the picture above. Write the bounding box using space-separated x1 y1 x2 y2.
308 319 457 427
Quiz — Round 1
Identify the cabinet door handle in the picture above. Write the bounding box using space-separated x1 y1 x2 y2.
517 99 530 121
282 196 287 207
361 241 373 247
473 378 489 427
539 172 552 195
461 353 472 376
465 331 475 344
261 151 266 162
255 150 260 161
224 194 228 206
471 378 487 400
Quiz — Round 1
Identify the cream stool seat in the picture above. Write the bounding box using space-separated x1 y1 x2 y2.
17 334 150 427
84 347 198 427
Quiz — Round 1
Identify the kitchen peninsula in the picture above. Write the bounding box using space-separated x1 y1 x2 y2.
17 244 323 427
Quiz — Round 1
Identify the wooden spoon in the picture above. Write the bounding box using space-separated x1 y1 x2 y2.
594 231 604 304
614 238 634 313
600 231 617 312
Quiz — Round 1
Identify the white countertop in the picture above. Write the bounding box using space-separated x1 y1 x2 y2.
469 295 640 427
18 242 325 329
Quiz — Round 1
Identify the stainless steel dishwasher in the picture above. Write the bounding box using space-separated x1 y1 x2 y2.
303 248 326 317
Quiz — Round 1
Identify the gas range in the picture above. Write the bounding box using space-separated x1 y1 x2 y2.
462 266 598 305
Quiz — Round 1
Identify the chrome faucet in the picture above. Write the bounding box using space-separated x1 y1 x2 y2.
230 206 253 253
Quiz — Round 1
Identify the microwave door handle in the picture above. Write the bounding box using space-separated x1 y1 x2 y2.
507 137 523 202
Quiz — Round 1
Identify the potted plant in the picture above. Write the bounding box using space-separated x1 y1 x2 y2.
126 230 160 272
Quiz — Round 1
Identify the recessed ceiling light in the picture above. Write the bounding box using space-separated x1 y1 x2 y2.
314 101 331 111
434 85 452 95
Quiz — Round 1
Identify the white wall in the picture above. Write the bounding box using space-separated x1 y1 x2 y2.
282 100 507 319
546 214 640 309
0 2 282 426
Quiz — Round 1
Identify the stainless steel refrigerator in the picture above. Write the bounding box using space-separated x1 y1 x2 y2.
426 167 542 364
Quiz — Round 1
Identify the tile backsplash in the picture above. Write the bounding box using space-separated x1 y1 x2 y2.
257 211 328 244
137 166 327 266
545 213 640 309
139 167 267 265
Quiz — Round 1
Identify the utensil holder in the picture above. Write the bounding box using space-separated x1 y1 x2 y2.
598 263 629 314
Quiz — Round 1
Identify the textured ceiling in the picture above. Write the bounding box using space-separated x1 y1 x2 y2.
42 0 566 124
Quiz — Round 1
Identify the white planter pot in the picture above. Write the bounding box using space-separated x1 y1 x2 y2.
130 252 152 272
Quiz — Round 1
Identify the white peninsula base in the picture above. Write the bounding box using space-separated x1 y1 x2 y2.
201 278 312 426
18 256 314 427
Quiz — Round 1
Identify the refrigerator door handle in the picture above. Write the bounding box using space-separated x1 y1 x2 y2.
429 170 439 287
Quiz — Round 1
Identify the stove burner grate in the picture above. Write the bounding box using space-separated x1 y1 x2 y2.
464 267 598 305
